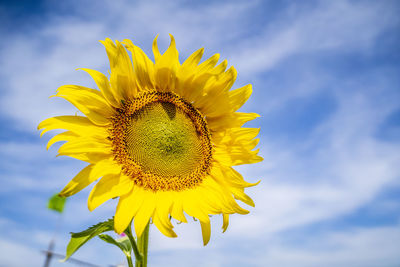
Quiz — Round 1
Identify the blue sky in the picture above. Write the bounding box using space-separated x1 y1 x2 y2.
0 0 399 266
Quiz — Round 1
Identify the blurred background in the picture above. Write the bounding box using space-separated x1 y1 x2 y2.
0 0 399 266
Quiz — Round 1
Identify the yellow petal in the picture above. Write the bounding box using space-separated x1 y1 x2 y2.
207 112 260 131
229 84 252 112
195 186 223 214
153 34 179 92
54 85 113 126
206 66 237 94
220 164 260 188
175 48 204 96
79 68 120 108
46 131 78 150
198 67 237 117
88 174 133 211
134 190 156 238
212 148 232 167
38 116 106 137
182 190 209 222
196 181 230 213
200 218 211 246
214 145 263 166
231 187 255 207
213 128 260 151
222 214 229 233
91 158 121 176
170 193 187 223
59 158 121 197
100 38 136 99
59 164 95 197
152 34 161 61
210 59 228 75
182 53 220 102
182 48 204 69
180 72 211 104
232 128 260 142
197 53 220 73
212 127 263 167
200 176 239 214
114 187 144 234
65 152 110 164
153 192 177 238
57 138 111 156
209 167 250 215
123 39 155 92
214 127 259 144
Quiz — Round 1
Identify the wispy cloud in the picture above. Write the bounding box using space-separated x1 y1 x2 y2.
230 0 400 76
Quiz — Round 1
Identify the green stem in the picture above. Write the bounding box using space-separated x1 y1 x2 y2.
126 255 133 267
124 222 142 263
135 222 150 267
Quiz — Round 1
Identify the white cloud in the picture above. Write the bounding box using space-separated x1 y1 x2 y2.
0 238 43 267
0 141 84 192
254 224 400 267
229 84 400 236
144 223 400 267
230 0 400 76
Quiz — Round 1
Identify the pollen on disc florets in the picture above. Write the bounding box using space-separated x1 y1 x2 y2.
110 91 213 191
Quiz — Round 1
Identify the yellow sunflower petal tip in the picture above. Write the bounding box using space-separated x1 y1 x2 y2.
152 34 161 59
38 34 262 245
168 33 175 43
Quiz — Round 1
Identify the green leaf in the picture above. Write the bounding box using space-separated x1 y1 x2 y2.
47 194 66 213
63 218 114 261
98 234 132 256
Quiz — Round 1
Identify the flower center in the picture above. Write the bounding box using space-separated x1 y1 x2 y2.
110 92 212 191
125 101 204 177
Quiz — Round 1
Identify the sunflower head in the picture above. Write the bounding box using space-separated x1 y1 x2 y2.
38 35 262 245
110 91 213 191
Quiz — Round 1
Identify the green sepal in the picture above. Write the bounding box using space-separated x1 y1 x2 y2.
62 218 114 262
98 234 132 256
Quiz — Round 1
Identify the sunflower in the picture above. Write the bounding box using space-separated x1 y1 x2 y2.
38 35 262 245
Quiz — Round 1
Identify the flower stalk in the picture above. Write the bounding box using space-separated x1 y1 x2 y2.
126 255 133 267
135 222 150 267
124 221 143 264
